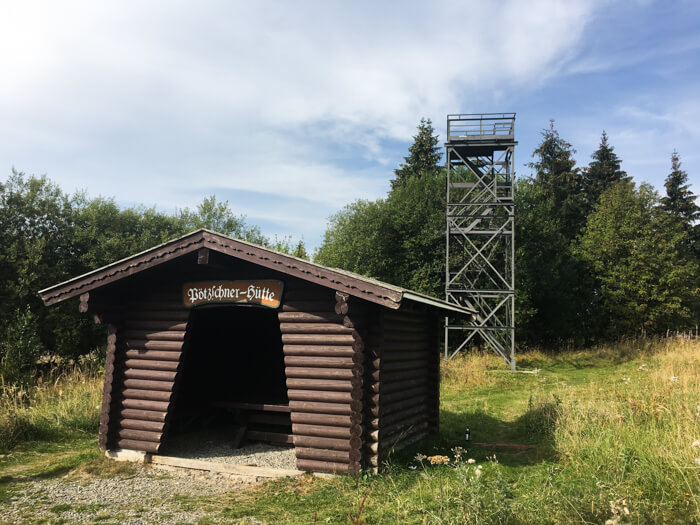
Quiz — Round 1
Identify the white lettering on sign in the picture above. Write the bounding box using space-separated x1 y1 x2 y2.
183 280 283 308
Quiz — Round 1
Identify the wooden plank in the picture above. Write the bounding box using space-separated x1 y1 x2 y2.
285 367 353 380
126 340 184 351
123 359 180 372
283 345 355 357
122 330 185 341
279 323 354 335
213 401 290 413
150 455 303 478
285 378 353 392
289 401 351 415
284 356 354 369
246 430 294 444
124 350 182 362
124 320 187 331
281 334 355 345
122 378 174 392
277 311 344 323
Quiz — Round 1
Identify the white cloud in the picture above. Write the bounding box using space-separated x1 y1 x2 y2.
0 0 604 246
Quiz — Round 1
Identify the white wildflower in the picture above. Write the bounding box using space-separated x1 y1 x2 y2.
692 440 700 449
694 458 700 466
467 458 476 464
669 376 679 383
621 377 631 384
637 364 648 372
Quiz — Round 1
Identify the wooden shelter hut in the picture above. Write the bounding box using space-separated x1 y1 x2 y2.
39 230 474 474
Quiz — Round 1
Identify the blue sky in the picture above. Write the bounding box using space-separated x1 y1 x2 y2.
1 1 698 252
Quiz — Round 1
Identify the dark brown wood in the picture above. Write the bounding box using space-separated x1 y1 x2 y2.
283 345 355 357
247 430 293 444
119 419 165 432
280 323 354 335
122 378 174 392
79 293 90 313
293 435 351 451
281 334 355 345
281 301 336 313
289 401 351 415
379 359 429 372
125 320 188 331
116 438 160 453
372 368 425 383
118 428 162 442
277 311 344 323
382 341 430 352
197 247 209 265
126 339 184 351
290 413 351 427
295 459 349 474
121 398 170 412
285 367 353 380
292 424 351 439
129 310 190 321
123 330 185 341
120 408 167 422
124 350 182 362
371 393 426 417
247 413 290 426
121 389 173 402
287 390 351 403
374 351 427 364
372 376 428 395
383 321 427 333
372 386 427 405
123 359 180 372
383 332 430 343
296 447 350 463
123 368 178 381
284 356 354 369
282 289 334 301
285 378 353 392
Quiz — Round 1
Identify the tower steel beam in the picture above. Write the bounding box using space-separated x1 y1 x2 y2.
444 113 516 369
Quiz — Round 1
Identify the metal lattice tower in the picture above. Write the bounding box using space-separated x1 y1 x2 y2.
444 113 516 369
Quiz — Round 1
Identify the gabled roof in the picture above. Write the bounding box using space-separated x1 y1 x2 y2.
39 229 474 316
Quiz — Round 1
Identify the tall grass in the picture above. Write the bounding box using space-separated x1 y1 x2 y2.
0 365 103 452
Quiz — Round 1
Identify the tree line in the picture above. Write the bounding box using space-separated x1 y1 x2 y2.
1 119 698 379
0 171 306 381
316 119 699 346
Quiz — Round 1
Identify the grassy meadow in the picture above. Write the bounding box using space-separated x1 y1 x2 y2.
1 337 699 524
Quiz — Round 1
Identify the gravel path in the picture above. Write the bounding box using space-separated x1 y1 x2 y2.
0 437 301 524
1 463 264 524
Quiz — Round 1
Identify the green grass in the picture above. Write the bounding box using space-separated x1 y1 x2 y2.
1 338 698 523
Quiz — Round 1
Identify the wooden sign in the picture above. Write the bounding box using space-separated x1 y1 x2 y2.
183 280 283 308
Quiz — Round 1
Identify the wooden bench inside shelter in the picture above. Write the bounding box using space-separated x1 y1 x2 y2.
212 401 292 448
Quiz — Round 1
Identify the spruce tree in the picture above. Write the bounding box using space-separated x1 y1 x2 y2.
391 118 442 189
662 150 700 255
584 131 629 210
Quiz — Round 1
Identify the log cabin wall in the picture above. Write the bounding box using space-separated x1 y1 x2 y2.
100 288 190 453
373 308 439 466
279 283 366 474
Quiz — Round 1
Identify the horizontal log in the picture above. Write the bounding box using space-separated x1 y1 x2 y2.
372 376 428 395
246 430 293 444
282 334 355 345
281 301 335 312
286 378 353 392
284 356 354 369
126 310 190 321
296 458 349 474
283 345 355 357
121 389 173 402
377 408 428 430
115 438 160 453
292 424 351 439
289 401 351 415
382 422 430 444
123 330 185 341
124 359 180 372
371 394 426 417
122 378 174 392
123 368 177 381
119 419 165 432
121 398 170 412
287 390 352 403
277 311 344 323
280 323 354 335
384 430 429 456
285 367 353 380
290 412 351 427
124 320 187 331
118 428 162 442
119 408 167 422
126 340 184 351
124 350 182 362
293 435 350 451
295 447 349 463
373 386 427 405
380 359 430 373
214 401 290 412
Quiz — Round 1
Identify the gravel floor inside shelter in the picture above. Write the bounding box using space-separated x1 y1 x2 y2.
160 429 298 470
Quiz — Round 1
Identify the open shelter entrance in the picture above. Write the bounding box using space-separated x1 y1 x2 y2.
164 304 291 451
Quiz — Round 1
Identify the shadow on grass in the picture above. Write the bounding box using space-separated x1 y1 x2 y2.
386 404 561 470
